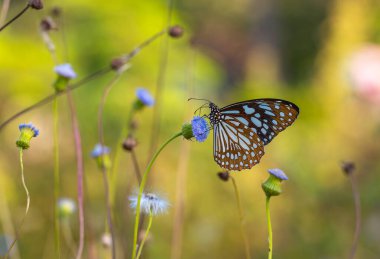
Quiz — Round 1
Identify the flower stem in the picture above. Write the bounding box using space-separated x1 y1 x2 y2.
4 148 30 258
348 173 361 259
53 97 61 259
230 176 251 259
110 108 134 206
19 149 30 217
66 93 85 259
101 166 115 259
130 150 142 184
266 196 273 259
97 75 122 259
131 132 182 259
0 4 29 32
0 67 111 132
135 210 153 259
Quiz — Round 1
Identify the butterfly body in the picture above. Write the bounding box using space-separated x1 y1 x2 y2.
207 99 299 171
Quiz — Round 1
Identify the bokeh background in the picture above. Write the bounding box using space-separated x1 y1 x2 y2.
1 0 380 258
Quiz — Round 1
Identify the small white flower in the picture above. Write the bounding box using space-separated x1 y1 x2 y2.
101 233 112 248
129 193 169 215
58 198 76 218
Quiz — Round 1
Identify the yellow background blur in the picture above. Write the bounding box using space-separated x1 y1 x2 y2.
1 0 380 258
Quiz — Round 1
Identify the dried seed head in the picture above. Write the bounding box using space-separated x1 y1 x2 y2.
50 6 62 17
168 25 184 38
29 0 43 10
40 17 57 32
122 136 137 151
217 171 230 182
110 58 126 71
341 161 355 176
101 233 112 248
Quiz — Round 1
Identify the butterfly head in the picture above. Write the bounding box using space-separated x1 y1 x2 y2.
208 102 221 126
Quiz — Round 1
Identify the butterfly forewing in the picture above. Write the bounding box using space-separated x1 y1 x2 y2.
220 99 299 145
213 116 265 171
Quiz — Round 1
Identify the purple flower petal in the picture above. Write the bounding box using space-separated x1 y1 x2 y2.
268 168 288 180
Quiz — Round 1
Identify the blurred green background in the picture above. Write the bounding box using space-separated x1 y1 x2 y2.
1 0 380 258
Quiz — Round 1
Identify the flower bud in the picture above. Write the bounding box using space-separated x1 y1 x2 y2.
29 0 43 10
40 17 56 32
133 88 154 110
50 6 61 17
53 63 77 92
261 169 288 197
168 25 184 38
16 123 39 149
122 136 138 151
217 171 230 182
341 161 355 176
110 58 126 72
181 123 194 140
91 144 112 170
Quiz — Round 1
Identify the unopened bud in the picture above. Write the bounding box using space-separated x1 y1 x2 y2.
110 58 126 71
122 136 137 151
29 0 43 10
217 171 230 182
168 25 184 38
40 17 56 32
341 161 355 176
50 6 61 17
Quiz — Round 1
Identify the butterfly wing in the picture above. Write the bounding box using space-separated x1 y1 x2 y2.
213 115 265 171
220 98 299 145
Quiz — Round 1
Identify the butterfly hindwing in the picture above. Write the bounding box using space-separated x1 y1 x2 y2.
213 115 265 171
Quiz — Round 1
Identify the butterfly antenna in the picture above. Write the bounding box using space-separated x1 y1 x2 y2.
194 103 209 115
188 97 212 103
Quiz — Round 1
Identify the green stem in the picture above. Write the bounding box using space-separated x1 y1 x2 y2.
135 210 153 259
110 108 135 206
230 176 251 259
266 196 272 259
53 97 61 259
131 132 182 259
19 149 30 216
4 148 30 258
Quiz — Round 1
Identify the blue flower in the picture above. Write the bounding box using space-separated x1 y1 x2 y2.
16 123 39 149
19 123 39 137
267 168 288 181
191 116 209 142
91 144 110 158
136 88 154 106
129 192 169 215
54 63 77 79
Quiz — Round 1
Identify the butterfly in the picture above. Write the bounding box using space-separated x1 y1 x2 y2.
194 98 299 171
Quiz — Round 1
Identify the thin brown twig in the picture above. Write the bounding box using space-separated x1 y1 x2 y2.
0 67 111 131
0 4 29 32
97 75 122 259
348 173 361 259
130 150 142 184
66 92 85 259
